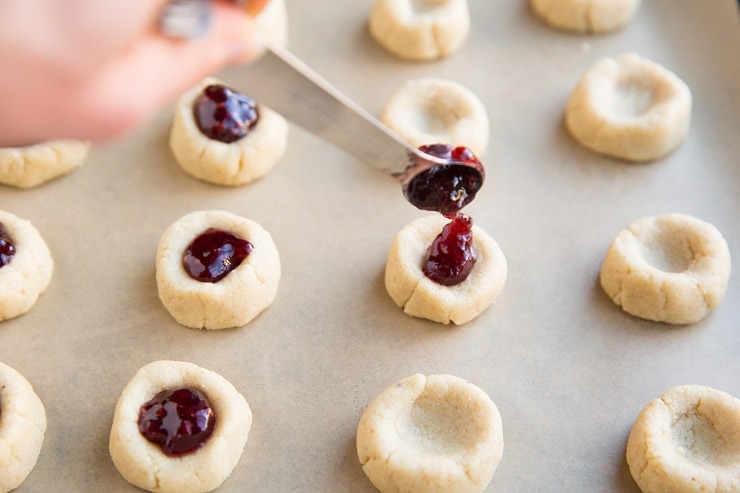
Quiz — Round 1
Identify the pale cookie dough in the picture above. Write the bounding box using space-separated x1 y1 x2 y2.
530 0 641 33
0 361 47 493
156 210 281 330
254 0 289 48
626 385 740 493
369 0 470 61
385 215 507 325
0 210 54 321
566 53 692 162
109 360 252 493
381 78 490 156
357 373 504 493
600 213 731 325
169 77 288 186
0 140 89 189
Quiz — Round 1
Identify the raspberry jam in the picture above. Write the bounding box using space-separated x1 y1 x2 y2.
183 228 253 283
138 387 216 456
0 223 16 267
423 213 477 286
194 84 259 143
403 144 485 217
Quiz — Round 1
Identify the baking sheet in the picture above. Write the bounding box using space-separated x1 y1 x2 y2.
2 1 739 491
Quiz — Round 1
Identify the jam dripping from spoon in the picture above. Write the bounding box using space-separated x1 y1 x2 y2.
402 144 483 286
423 212 477 286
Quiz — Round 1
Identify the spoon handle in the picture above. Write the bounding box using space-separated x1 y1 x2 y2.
235 39 442 180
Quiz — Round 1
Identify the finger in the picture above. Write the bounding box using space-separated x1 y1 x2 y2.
56 2 262 141
50 0 172 74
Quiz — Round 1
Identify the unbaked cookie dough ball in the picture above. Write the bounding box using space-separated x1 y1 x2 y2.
599 213 731 325
369 0 470 61
357 373 504 493
626 385 740 493
381 78 490 157
566 53 692 162
0 140 89 189
156 210 281 330
109 360 252 493
254 0 289 47
530 0 641 33
385 215 507 325
169 77 288 186
0 361 47 493
0 210 53 321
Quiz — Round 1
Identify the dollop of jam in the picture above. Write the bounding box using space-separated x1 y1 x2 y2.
0 223 16 267
138 387 216 456
194 84 259 143
183 228 253 283
423 213 477 286
403 144 485 217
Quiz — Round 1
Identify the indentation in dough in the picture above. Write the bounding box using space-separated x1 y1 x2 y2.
109 360 252 493
398 395 480 455
636 226 694 273
599 214 729 324
384 215 506 325
155 210 281 330
610 78 656 118
381 78 490 157
671 408 736 468
169 77 288 187
626 385 740 493
413 103 460 136
357 374 503 493
0 210 54 321
565 53 692 162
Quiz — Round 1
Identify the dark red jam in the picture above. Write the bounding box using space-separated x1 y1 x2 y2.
138 387 216 456
183 228 253 283
0 223 16 267
423 213 477 286
194 84 259 143
404 144 485 217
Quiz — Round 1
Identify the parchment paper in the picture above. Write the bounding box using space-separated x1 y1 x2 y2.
1 1 738 491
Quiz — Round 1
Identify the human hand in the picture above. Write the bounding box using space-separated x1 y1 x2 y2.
0 0 263 147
